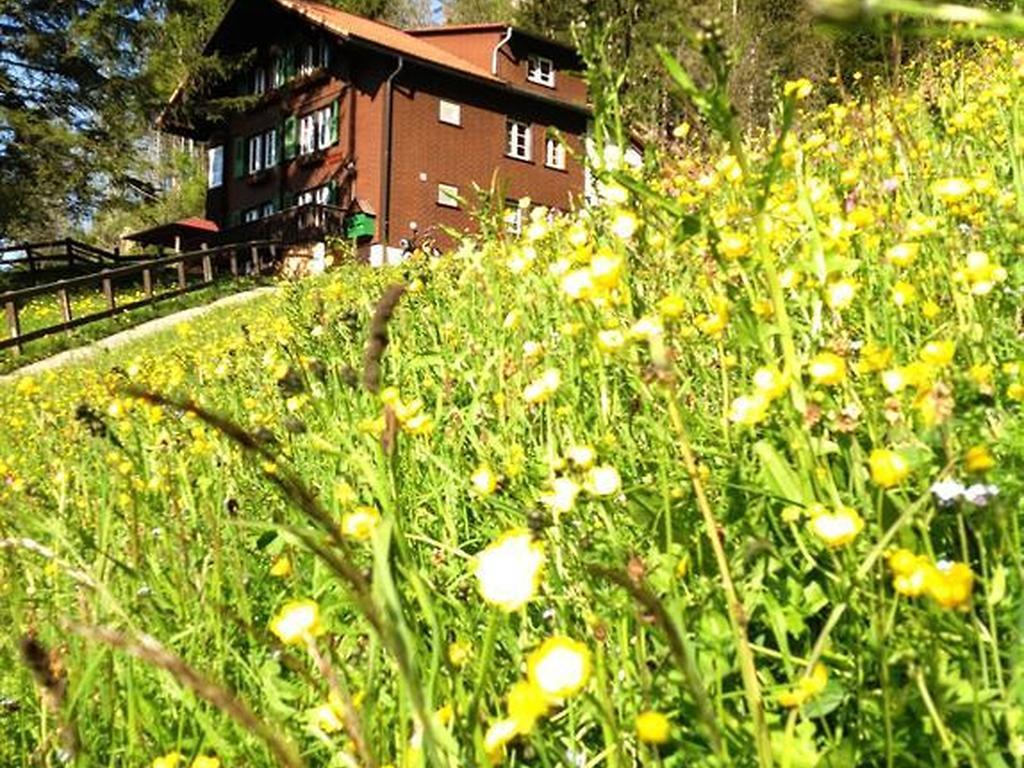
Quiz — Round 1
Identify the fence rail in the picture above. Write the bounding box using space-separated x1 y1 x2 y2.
0 238 123 274
1 240 279 354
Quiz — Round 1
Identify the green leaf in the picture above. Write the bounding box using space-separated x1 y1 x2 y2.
754 440 810 505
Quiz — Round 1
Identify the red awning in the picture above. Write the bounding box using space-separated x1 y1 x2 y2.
126 218 220 250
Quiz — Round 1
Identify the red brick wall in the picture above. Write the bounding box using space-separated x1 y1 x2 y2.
386 65 587 249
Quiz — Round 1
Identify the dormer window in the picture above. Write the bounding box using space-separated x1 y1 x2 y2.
527 55 555 87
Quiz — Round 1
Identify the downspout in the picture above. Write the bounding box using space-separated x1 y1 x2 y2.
379 55 404 247
491 26 513 76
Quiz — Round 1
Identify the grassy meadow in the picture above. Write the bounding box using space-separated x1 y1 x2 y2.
2 38 1024 768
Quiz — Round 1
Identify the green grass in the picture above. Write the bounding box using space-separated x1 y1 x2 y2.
1 39 1024 768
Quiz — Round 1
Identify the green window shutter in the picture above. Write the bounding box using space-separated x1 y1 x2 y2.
284 46 296 79
232 137 245 179
329 100 339 146
327 180 338 204
283 117 297 160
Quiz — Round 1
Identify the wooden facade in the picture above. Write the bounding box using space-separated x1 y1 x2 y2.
162 0 590 255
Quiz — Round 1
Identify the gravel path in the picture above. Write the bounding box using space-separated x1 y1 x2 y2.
1 286 277 381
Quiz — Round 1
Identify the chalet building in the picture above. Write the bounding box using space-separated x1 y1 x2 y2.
151 0 590 262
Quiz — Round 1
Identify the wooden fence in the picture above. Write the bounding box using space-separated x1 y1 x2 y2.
0 238 122 274
1 240 279 354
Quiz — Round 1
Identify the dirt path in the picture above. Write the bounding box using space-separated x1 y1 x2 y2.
1 286 277 381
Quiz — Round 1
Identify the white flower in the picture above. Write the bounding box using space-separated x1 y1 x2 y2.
930 478 965 506
539 476 581 514
473 530 545 611
963 483 999 507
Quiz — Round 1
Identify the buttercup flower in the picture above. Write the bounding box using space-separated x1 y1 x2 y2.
584 465 621 497
527 636 592 700
473 530 545 611
808 352 847 386
809 506 864 547
270 599 322 645
507 680 550 734
964 445 994 473
471 465 498 496
926 560 974 609
152 753 182 768
869 449 909 488
635 710 671 744
341 506 380 541
778 663 828 708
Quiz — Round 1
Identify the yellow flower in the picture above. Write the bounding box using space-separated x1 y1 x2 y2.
590 251 624 291
313 701 345 734
610 210 638 240
778 663 828 708
808 352 847 386
565 445 596 469
539 476 581 514
269 599 322 645
471 465 498 496
635 710 671 744
152 753 183 768
729 393 770 426
584 465 621 497
809 506 864 547
473 530 545 611
596 328 626 353
484 719 519 763
341 506 381 541
958 250 1007 295
854 342 892 374
921 299 941 319
560 268 594 300
784 78 813 100
191 758 220 768
448 640 472 667
931 177 973 203
885 242 919 267
826 279 857 310
752 366 788 400
889 549 932 597
718 231 750 260
507 681 550 734
269 555 292 578
891 281 917 307
964 445 995 473
523 368 561 404
527 636 591 700
869 449 909 488
926 560 974 610
657 293 686 318
919 340 955 367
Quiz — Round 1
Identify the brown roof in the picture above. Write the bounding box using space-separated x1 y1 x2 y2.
275 0 501 82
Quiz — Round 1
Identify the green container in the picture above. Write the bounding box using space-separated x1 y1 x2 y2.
344 212 376 239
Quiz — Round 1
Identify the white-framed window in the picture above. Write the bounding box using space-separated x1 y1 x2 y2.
316 106 332 149
243 207 260 223
437 183 459 208
207 145 224 189
261 200 276 218
438 99 461 126
248 134 263 175
545 137 566 170
299 113 316 155
527 55 555 87
263 127 278 167
300 43 316 76
272 56 285 88
253 67 266 95
315 185 332 205
504 204 523 236
317 39 330 68
506 119 531 161
297 189 314 206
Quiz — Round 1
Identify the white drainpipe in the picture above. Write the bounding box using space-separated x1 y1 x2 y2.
491 26 513 76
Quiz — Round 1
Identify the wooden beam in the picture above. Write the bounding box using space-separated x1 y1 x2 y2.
5 300 21 355
57 288 72 330
142 268 153 298
102 277 115 310
177 261 187 293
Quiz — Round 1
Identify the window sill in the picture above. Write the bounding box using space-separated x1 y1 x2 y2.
544 163 568 173
505 153 534 165
297 150 326 167
246 170 273 185
526 78 556 89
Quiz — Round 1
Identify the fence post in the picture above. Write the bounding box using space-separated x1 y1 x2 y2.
28 248 37 276
202 247 213 283
177 260 187 293
102 276 115 311
5 301 21 355
229 248 239 277
143 267 153 298
251 246 260 275
58 289 72 331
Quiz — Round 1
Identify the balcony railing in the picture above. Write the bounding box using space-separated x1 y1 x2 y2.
213 203 348 247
